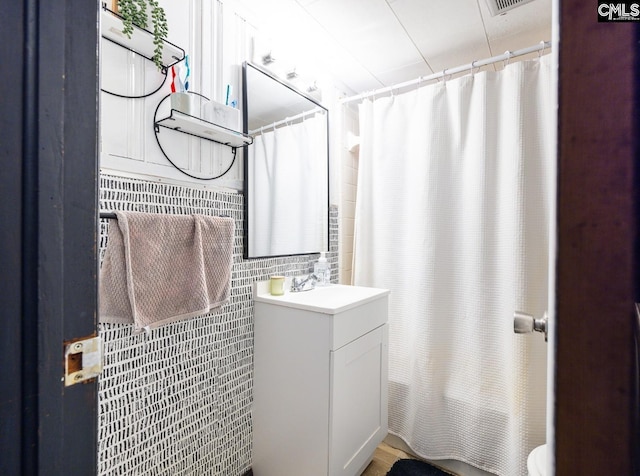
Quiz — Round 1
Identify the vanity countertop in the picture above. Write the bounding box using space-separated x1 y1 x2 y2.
253 281 389 315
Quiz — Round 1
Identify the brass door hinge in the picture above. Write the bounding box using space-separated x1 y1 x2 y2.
64 336 103 386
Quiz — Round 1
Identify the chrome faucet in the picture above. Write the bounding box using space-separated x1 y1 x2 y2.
290 274 318 292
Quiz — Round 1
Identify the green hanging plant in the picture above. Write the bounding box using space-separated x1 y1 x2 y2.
116 0 169 71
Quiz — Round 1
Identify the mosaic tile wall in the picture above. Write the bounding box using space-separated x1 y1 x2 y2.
98 174 338 476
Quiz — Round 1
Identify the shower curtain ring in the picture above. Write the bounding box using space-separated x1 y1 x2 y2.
442 68 448 83
470 60 477 76
538 40 546 57
503 50 512 68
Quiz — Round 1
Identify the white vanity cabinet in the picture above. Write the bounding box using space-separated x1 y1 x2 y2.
252 283 390 476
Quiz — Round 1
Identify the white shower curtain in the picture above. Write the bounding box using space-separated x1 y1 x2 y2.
353 55 553 476
249 113 327 256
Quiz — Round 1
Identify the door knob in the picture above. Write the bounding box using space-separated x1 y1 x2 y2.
514 311 548 341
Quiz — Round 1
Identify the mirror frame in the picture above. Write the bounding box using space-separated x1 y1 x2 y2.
242 61 330 259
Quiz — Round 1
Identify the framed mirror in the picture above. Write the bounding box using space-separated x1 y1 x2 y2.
242 62 329 259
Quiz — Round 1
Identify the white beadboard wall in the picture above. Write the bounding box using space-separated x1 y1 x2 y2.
100 0 346 200
100 0 253 190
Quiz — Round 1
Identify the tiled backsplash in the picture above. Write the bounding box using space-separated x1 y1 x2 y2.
98 174 338 475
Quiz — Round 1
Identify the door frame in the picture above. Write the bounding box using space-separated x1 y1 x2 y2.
0 0 99 474
553 3 638 474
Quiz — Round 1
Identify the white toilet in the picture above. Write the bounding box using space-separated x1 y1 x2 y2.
527 444 547 476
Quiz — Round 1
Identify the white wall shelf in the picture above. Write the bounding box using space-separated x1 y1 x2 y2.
155 110 253 148
101 5 185 71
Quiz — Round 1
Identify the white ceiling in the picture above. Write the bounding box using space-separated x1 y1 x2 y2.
230 0 552 96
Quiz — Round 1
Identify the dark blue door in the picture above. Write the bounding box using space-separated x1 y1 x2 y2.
0 1 99 474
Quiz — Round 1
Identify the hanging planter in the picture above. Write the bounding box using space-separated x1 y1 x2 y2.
111 0 169 71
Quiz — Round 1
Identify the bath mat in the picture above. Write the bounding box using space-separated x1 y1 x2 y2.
387 459 456 476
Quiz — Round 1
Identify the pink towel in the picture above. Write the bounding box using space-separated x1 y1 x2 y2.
99 211 235 331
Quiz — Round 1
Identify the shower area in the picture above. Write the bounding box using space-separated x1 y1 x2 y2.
339 48 555 476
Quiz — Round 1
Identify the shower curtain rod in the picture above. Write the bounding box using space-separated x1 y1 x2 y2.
340 40 551 105
249 106 325 135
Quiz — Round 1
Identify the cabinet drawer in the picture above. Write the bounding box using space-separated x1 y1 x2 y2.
332 295 388 350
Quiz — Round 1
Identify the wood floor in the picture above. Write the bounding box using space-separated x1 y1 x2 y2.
360 442 416 476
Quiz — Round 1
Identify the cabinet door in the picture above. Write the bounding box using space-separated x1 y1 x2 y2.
329 325 388 476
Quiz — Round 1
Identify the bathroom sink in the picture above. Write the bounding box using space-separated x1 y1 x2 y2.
253 282 389 314
253 281 390 476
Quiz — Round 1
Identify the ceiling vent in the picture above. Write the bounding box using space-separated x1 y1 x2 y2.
484 0 536 16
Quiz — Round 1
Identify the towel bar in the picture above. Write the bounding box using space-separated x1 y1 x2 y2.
99 211 231 219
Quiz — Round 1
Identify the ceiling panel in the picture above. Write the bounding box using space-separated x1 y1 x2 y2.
389 0 491 72
300 0 427 78
231 0 552 96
